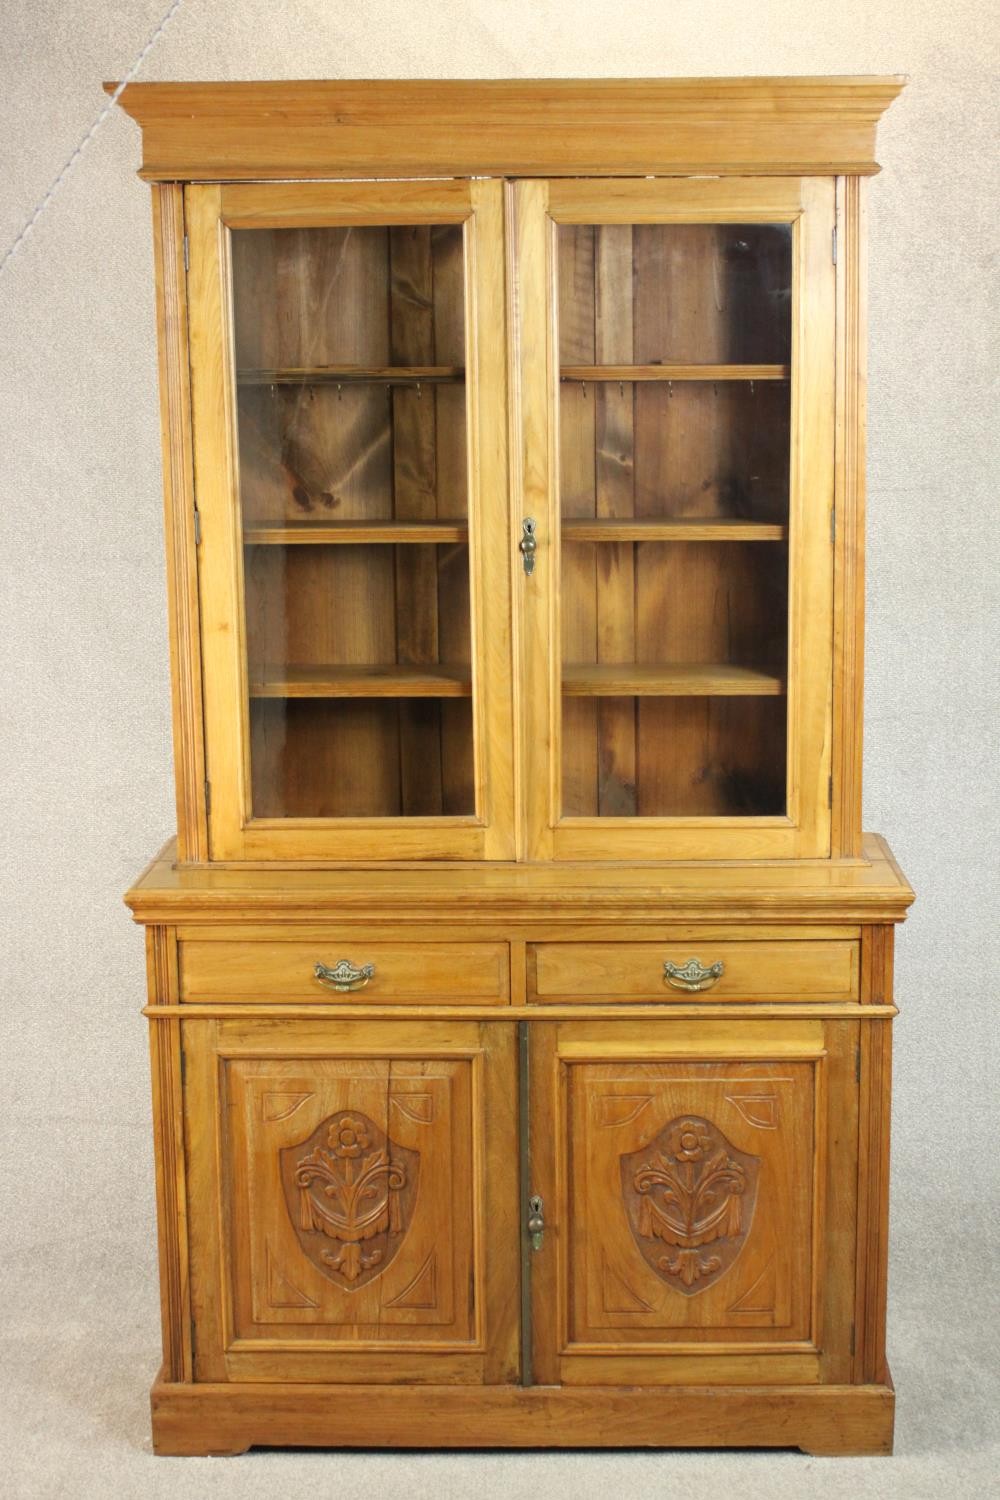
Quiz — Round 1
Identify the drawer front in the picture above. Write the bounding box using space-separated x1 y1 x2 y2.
528 939 859 1003
180 939 510 1004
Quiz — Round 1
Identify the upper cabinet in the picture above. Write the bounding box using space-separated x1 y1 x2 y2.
116 78 905 864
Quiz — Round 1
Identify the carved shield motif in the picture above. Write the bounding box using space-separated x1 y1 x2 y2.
281 1110 419 1291
620 1115 759 1296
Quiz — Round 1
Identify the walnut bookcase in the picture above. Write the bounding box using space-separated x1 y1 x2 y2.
117 76 913 1457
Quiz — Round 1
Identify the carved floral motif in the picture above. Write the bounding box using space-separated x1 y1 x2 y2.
280 1110 418 1289
620 1114 759 1295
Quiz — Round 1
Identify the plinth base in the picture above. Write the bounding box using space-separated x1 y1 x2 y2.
151 1368 895 1457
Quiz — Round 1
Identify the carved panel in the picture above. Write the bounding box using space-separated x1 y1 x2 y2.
280 1111 419 1290
727 1259 776 1315
597 1095 653 1128
725 1093 780 1129
185 1019 522 1384
386 1251 438 1309
602 1254 654 1313
262 1090 314 1122
223 1052 478 1347
390 1093 435 1125
621 1116 760 1295
266 1242 319 1309
560 1058 820 1351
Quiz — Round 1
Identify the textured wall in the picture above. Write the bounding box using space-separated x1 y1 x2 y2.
1 3 997 1493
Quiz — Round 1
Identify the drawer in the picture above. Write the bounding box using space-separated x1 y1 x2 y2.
179 939 510 1004
527 938 859 1003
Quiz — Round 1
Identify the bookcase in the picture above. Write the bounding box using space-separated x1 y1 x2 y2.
118 76 913 1456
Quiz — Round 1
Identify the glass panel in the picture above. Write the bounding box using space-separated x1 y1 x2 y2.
230 224 474 819
251 700 474 818
556 222 792 817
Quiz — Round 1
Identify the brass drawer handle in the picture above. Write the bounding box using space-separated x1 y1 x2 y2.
314 959 375 993
663 958 725 993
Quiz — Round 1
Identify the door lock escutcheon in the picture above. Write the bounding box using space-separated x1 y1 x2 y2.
519 517 538 575
527 1194 545 1251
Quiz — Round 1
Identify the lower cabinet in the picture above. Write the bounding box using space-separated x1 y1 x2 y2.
184 1018 520 1384
528 1018 859 1387
183 1013 860 1392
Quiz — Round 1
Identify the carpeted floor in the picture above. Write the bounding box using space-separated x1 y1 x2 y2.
1 1115 995 1500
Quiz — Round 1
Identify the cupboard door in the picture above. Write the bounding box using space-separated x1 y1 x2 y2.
185 1018 519 1384
187 181 514 860
513 178 836 860
529 1020 858 1386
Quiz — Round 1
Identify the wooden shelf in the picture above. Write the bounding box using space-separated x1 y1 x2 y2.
245 521 469 545
562 663 785 697
238 365 464 387
249 663 472 699
562 518 787 543
559 364 789 383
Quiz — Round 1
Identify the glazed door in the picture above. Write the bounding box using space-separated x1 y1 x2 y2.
187 181 514 860
513 179 836 859
528 1019 858 1385
185 1018 519 1384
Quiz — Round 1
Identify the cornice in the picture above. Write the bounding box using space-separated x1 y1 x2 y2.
107 76 907 181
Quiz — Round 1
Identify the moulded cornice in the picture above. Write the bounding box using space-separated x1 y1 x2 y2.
107 76 907 181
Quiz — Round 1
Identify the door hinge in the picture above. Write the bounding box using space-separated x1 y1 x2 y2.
203 778 211 814
182 233 189 272
849 1322 856 1357
193 506 201 545
832 225 838 265
855 1045 862 1084
828 774 834 809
